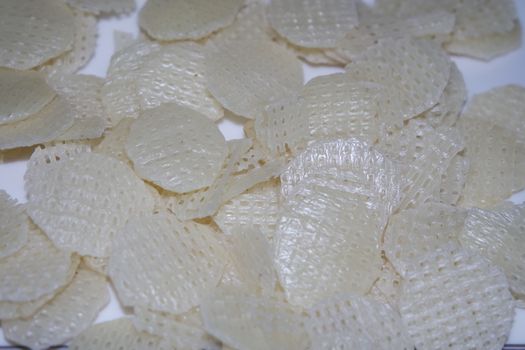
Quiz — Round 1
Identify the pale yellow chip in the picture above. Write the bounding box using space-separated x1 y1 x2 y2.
82 256 108 276
205 37 303 120
437 154 469 206
93 118 134 165
109 211 228 314
399 244 514 350
0 69 55 126
0 0 75 70
139 0 244 41
25 142 92 175
125 103 227 193
460 203 525 297
0 190 29 259
267 0 359 49
3 268 109 349
25 152 155 257
367 262 403 308
136 43 224 121
66 0 135 15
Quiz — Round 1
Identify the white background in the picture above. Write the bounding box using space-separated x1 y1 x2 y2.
0 0 524 345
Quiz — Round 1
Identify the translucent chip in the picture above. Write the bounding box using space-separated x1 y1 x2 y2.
25 152 155 257
200 289 309 350
0 190 29 259
25 142 92 174
3 268 109 350
305 294 414 349
139 0 244 41
0 69 55 126
125 103 227 193
460 203 525 297
93 118 134 165
267 0 359 48
0 96 75 150
399 244 514 350
437 154 469 205
66 0 135 15
345 38 451 124
0 225 78 302
136 43 223 121
69 318 163 350
383 202 467 276
46 73 108 141
205 37 303 120
0 0 75 70
109 212 228 314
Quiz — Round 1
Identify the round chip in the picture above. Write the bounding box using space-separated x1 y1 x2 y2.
0 0 75 70
0 190 29 259
125 103 227 193
139 0 244 41
3 268 109 350
0 69 55 126
399 244 514 350
267 0 359 49
25 152 155 257
66 0 135 15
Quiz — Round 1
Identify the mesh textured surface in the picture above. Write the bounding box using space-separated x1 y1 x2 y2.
0 190 29 259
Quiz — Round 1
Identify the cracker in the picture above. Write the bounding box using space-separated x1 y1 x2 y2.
66 0 135 15
0 0 75 70
367 262 403 308
437 154 469 205
93 118 134 165
0 190 29 259
82 256 108 276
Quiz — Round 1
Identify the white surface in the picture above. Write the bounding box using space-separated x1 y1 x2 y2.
0 0 524 346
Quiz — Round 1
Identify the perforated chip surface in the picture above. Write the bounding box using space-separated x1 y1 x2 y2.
399 244 514 350
3 268 109 350
460 203 525 297
0 190 29 259
0 69 55 126
267 0 359 48
0 0 75 70
136 43 223 121
305 294 413 350
109 212 228 314
367 262 403 308
437 154 469 205
205 37 303 120
125 103 227 193
25 152 154 257
93 118 134 165
66 0 135 15
139 0 244 41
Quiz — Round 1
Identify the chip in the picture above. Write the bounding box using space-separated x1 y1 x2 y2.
109 211 228 314
367 262 403 308
383 202 467 276
0 69 55 126
0 0 75 70
460 203 525 297
399 244 514 350
25 152 155 257
139 0 244 41
305 294 414 349
25 142 92 175
290 45 343 66
437 154 469 205
82 256 108 276
0 190 29 259
93 118 134 165
125 103 227 193
136 43 224 121
0 225 79 302
200 289 309 350
205 37 303 120
3 268 109 350
267 0 359 49
66 0 135 15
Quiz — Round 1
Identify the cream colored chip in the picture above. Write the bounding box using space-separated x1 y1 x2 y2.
367 262 403 308
39 10 98 76
0 226 78 302
136 43 223 121
437 154 469 205
305 294 413 350
125 103 227 193
93 118 134 165
109 212 228 314
66 0 135 15
201 289 309 350
0 190 29 259
69 318 163 350
82 256 108 276
25 152 154 257
205 37 303 120
0 96 75 150
345 38 451 124
46 73 107 141
0 0 75 70
139 0 244 41
25 143 92 174
384 202 467 276
113 31 136 53
3 268 109 349
0 69 55 126
292 46 343 66
267 0 359 48
133 307 221 350
399 244 514 350
460 203 525 297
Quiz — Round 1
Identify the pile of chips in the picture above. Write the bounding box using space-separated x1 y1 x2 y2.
0 0 524 349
